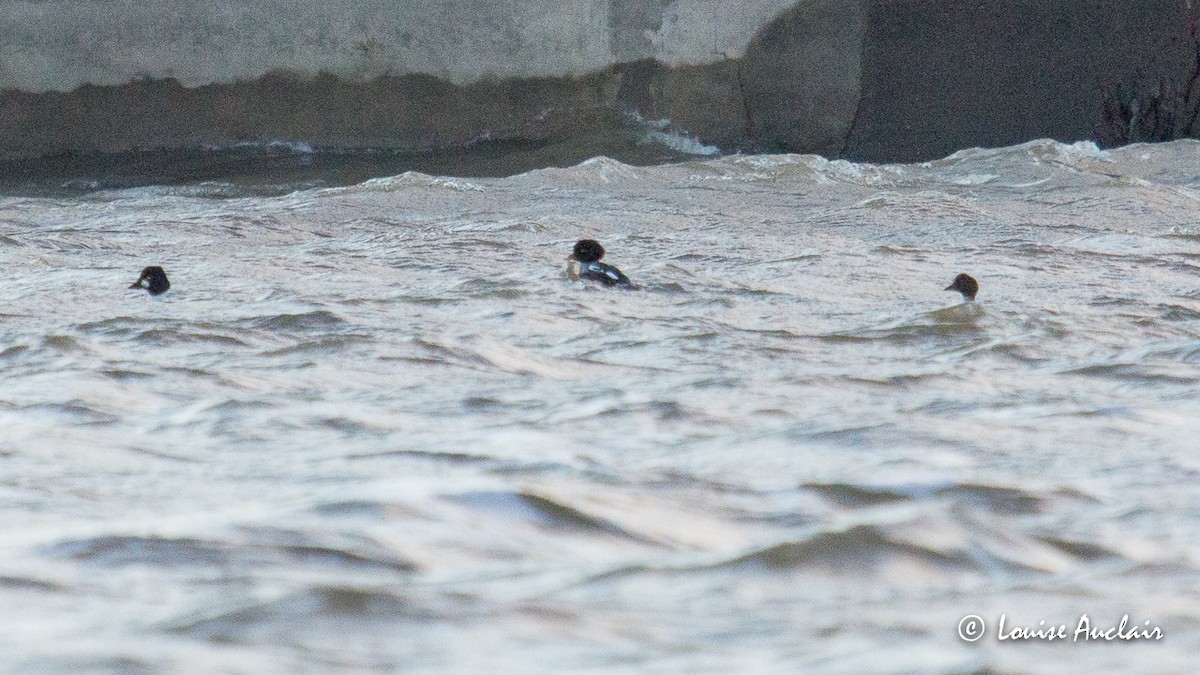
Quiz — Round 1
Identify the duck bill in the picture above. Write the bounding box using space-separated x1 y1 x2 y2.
130 280 145 289
944 284 955 291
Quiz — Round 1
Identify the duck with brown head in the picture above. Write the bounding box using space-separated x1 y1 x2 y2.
945 273 978 302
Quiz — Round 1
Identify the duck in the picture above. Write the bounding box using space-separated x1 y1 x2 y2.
944 273 978 302
129 266 170 296
566 239 632 287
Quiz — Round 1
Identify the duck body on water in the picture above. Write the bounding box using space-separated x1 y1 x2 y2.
565 239 633 288
945 273 978 302
129 266 170 296
124 249 975 307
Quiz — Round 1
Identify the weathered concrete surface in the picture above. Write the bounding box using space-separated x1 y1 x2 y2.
1 0 1198 164
846 0 1199 162
0 0 794 91
740 0 865 157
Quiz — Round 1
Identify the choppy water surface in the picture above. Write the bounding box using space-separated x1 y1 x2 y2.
3 140 1200 673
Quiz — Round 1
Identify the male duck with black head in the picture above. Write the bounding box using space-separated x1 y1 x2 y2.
130 266 171 296
566 239 633 288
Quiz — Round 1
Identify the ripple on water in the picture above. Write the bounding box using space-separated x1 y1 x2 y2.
346 448 492 464
449 490 662 544
249 310 347 331
76 317 150 336
0 575 62 592
41 334 91 353
261 334 372 357
1153 304 1200 322
99 368 155 380
820 306 988 347
455 278 530 300
43 533 416 572
804 480 1097 515
165 585 443 653
311 499 428 520
13 656 158 675
700 506 1106 580
719 524 979 574
134 328 249 347
21 400 118 425
1033 535 1122 562
313 415 389 436
410 337 573 377
1059 362 1200 384
801 482 913 508
0 344 30 359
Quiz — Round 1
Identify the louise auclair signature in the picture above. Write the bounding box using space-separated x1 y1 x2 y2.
958 613 1164 643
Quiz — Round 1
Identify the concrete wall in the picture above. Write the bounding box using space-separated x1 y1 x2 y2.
2 0 1198 164
0 0 793 91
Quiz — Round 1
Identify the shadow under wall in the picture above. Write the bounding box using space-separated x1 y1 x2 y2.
0 70 621 162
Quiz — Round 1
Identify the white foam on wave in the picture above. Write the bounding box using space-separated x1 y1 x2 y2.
1060 140 1110 160
327 171 486 194
949 173 997 186
578 155 643 178
807 156 890 184
643 128 721 156
626 112 721 157
204 140 317 154
934 139 1112 167
1029 139 1112 165
854 189 991 220
511 156 646 186
706 153 897 186
107 182 243 200
940 138 1108 165
674 152 884 187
